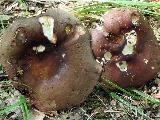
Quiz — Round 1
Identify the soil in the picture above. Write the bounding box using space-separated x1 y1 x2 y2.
0 0 160 120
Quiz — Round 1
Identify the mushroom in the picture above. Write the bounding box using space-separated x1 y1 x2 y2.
0 9 102 112
91 8 160 88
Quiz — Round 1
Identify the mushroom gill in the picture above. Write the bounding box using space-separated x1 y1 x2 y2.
0 9 102 112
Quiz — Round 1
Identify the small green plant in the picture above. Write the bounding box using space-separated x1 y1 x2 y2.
17 0 30 16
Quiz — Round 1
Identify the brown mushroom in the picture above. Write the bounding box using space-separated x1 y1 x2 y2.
0 9 102 112
91 8 160 88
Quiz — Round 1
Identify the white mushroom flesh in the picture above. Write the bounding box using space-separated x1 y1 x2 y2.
38 16 57 44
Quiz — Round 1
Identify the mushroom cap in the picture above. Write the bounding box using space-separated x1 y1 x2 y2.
91 8 160 88
0 9 102 112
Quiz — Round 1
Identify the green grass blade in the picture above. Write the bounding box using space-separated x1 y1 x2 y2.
0 19 5 30
74 1 160 17
77 7 111 13
101 78 139 99
109 91 153 120
0 94 30 120
19 95 30 120
83 1 160 9
131 89 160 105
74 1 113 10
108 0 160 8
0 80 11 84
143 9 160 17
0 101 21 114
102 78 160 105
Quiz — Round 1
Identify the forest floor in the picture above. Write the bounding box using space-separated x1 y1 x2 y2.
0 0 160 120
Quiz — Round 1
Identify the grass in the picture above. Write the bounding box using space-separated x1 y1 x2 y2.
0 15 10 34
0 0 160 119
109 92 153 120
0 95 30 120
0 65 30 120
17 0 30 16
102 78 160 105
99 78 160 119
74 0 160 19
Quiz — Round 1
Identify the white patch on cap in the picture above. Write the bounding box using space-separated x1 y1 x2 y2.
104 52 112 61
96 59 101 64
62 53 66 58
102 57 106 62
38 16 57 44
151 66 155 70
33 45 45 53
143 59 149 64
96 59 103 65
122 30 137 55
116 61 128 72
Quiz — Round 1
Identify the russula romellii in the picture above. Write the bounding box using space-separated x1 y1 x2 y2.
0 9 102 112
91 8 160 88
